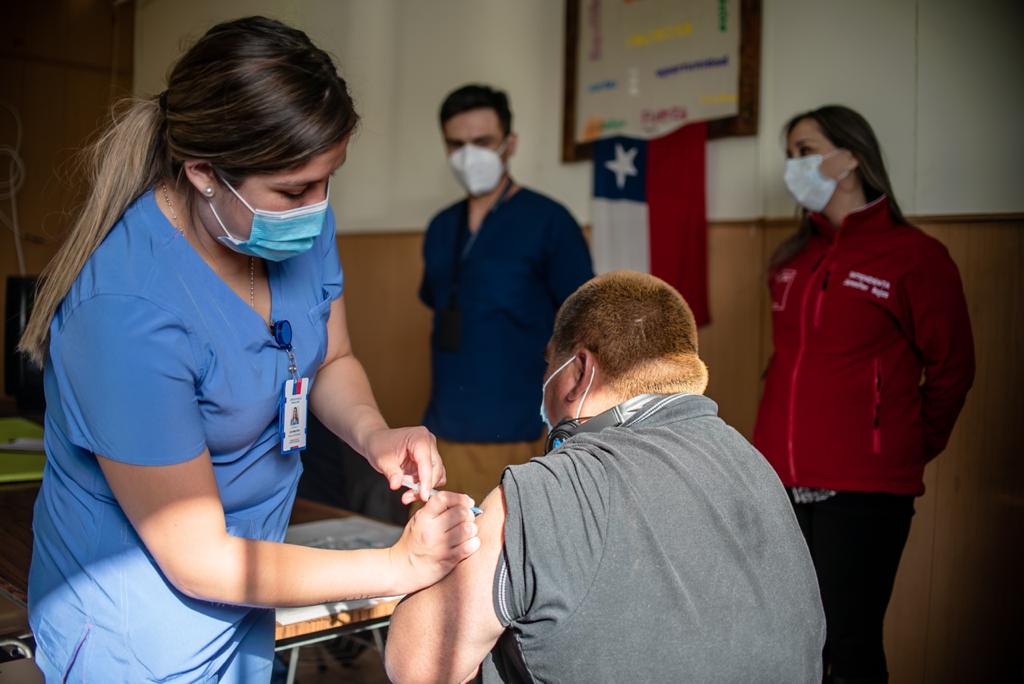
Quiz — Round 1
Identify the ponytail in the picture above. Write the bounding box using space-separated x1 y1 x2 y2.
18 98 167 366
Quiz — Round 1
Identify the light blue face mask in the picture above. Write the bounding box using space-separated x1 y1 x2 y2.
207 178 331 261
539 355 595 432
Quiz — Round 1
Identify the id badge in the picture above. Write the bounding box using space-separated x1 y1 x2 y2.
437 306 462 352
279 377 310 455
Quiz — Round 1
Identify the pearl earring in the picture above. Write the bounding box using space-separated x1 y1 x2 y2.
203 186 214 196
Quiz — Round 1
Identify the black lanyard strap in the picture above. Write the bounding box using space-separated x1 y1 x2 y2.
448 177 514 307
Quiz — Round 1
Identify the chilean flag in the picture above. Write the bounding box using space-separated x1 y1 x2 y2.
591 121 710 325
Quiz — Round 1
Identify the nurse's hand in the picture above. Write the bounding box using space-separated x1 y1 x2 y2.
366 426 446 504
389 490 481 593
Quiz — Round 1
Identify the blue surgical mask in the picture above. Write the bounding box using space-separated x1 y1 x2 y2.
207 178 331 261
539 355 596 432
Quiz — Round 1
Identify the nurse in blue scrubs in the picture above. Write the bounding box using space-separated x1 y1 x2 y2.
17 17 480 682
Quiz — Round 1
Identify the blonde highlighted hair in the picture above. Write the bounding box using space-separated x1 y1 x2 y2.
550 270 708 397
19 16 358 366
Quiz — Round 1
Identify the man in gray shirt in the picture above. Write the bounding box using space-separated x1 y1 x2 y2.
386 270 825 683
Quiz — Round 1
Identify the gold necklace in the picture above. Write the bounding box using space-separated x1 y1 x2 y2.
161 183 256 310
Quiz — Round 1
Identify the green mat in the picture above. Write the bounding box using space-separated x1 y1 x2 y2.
0 417 46 483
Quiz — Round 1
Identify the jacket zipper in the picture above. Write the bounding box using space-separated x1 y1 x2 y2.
813 267 831 328
786 225 841 483
872 357 882 454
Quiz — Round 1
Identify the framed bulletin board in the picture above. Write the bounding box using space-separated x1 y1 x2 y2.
562 0 761 162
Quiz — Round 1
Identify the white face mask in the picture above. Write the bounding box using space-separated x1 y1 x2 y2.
448 142 506 196
784 150 848 212
539 356 596 432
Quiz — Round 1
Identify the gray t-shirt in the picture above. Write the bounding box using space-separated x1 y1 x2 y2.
484 394 824 683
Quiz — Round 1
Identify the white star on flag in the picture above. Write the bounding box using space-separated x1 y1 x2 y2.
604 143 638 189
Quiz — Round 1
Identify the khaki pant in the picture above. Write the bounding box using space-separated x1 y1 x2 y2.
435 437 545 505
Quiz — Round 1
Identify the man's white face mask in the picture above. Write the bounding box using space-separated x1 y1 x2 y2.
448 141 507 196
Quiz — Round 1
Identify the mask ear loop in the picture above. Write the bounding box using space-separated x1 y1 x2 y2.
542 355 577 392
207 198 243 243
575 366 596 420
822 149 854 183
204 174 252 243
219 175 258 214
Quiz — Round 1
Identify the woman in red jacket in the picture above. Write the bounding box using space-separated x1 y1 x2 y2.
754 105 974 683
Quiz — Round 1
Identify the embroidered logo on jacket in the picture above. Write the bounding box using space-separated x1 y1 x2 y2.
772 268 797 311
843 270 890 299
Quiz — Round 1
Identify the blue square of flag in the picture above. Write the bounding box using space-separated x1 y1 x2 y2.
593 136 647 202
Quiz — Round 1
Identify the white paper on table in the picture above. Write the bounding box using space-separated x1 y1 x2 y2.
276 595 403 626
2 437 46 452
275 516 405 626
283 516 403 551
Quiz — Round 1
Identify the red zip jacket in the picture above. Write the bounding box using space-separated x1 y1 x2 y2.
753 196 974 495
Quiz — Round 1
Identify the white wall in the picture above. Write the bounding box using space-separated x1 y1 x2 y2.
135 0 1024 232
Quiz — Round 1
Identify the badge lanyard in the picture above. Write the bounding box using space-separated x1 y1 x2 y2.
437 178 514 353
272 319 309 455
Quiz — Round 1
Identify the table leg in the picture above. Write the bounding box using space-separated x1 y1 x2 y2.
285 645 300 684
371 627 385 656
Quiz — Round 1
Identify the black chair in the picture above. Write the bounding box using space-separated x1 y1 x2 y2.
4 276 44 414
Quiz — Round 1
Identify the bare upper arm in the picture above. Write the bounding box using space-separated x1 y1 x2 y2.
97 450 230 596
385 485 508 684
321 294 352 367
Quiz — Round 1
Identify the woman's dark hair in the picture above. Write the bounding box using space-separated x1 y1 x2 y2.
164 15 359 183
769 105 907 273
439 84 512 136
21 16 359 365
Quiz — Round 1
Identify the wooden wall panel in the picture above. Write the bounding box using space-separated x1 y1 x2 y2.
699 222 765 437
336 232 431 429
911 220 1023 683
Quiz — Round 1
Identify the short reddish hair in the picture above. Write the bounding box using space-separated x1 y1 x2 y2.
550 271 708 396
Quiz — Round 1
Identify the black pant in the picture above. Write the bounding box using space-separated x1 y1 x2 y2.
791 491 915 684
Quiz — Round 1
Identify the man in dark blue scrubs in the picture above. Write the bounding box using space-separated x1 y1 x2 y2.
420 84 593 503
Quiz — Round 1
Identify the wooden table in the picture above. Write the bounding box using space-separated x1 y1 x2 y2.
0 482 35 654
0 483 36 609
0 483 400 680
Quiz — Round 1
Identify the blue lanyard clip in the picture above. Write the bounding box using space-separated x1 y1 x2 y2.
271 319 293 351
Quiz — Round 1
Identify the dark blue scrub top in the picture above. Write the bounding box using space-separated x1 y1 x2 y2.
420 187 593 442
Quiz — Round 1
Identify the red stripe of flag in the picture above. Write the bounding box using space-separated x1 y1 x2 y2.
645 121 710 326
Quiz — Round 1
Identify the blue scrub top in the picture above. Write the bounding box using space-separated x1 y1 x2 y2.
28 189 343 682
419 188 593 442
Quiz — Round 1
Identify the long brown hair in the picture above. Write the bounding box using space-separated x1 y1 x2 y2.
19 16 359 365
768 105 907 273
